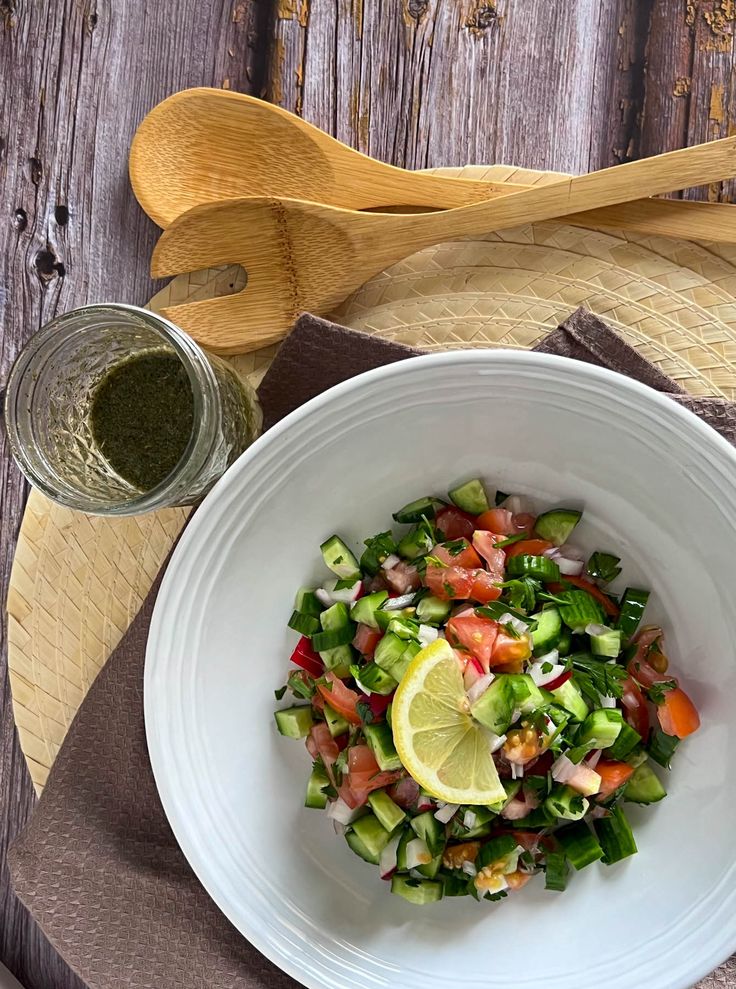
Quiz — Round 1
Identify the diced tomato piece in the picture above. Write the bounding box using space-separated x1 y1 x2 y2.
472 530 506 574
353 623 382 657
549 575 619 618
526 750 554 776
306 723 340 783
436 506 477 540
627 656 671 689
469 569 502 603
476 508 515 535
491 630 532 667
290 636 323 677
595 760 635 799
425 564 475 600
317 672 362 725
345 745 404 804
432 540 482 570
657 687 700 739
385 561 421 594
447 615 499 669
621 676 650 738
506 538 553 559
334 733 350 751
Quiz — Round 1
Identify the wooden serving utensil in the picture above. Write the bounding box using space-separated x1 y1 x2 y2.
131 87 736 241
151 135 736 355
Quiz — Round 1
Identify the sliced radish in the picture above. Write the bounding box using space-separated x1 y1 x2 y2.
466 672 495 706
528 661 566 687
326 797 363 825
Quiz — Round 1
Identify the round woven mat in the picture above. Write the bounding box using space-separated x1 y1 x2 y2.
8 164 736 792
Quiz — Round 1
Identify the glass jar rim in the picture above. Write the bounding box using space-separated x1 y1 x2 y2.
4 303 222 515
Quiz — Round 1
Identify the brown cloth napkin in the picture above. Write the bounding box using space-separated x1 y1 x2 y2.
10 309 736 989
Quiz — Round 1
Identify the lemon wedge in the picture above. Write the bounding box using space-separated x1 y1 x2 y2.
392 639 506 805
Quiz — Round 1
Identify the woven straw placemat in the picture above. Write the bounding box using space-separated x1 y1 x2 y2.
7 164 736 793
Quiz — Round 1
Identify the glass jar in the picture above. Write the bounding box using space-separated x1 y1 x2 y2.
3 304 261 515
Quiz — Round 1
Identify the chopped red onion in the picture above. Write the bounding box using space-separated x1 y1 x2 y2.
332 820 348 836
315 587 335 608
528 660 566 687
326 797 362 825
556 556 585 576
497 612 529 635
590 805 610 819
600 694 617 709
379 832 402 879
487 732 507 754
462 860 478 877
328 579 363 604
418 624 439 648
406 837 432 869
382 593 415 611
585 623 611 637
501 495 533 515
586 749 602 770
434 802 460 824
466 672 495 706
463 809 477 830
381 554 401 571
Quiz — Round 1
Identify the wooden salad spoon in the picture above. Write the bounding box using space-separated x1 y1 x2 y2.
151 135 736 355
131 87 736 240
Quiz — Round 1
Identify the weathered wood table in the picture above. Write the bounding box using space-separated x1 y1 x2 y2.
1 2 735 986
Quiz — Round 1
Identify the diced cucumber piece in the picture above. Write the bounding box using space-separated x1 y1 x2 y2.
556 822 603 870
387 617 420 641
476 834 517 870
647 729 680 769
360 532 397 576
624 762 667 804
589 625 621 658
386 702 393 729
351 662 397 696
295 587 323 615
350 590 389 628
393 496 444 524
545 785 589 821
470 675 515 735
451 805 497 839
364 723 402 771
577 708 623 749
390 874 443 904
320 535 361 580
586 552 622 585
320 601 351 630
617 588 650 640
507 554 560 581
531 607 561 656
559 590 605 630
557 628 573 656
506 674 546 714
375 606 415 631
415 595 451 624
545 851 569 891
323 703 349 739
417 854 443 879
352 813 393 858
396 826 412 872
410 811 446 857
374 633 418 682
305 762 330 808
448 478 490 515
287 610 321 636
594 805 638 865
274 705 314 738
320 644 354 677
346 830 379 864
534 509 582 546
397 525 435 560
368 790 406 832
550 679 589 723
607 721 642 760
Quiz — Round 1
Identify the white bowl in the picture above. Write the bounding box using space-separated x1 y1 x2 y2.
145 350 736 989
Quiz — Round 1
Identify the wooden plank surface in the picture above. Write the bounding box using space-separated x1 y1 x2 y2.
1 2 735 987
0 3 266 987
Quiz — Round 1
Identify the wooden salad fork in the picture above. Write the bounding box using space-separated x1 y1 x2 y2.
150 135 736 355
131 87 736 241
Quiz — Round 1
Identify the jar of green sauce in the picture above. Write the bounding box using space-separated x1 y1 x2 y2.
4 304 261 515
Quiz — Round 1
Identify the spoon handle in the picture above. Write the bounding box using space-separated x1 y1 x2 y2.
404 137 736 243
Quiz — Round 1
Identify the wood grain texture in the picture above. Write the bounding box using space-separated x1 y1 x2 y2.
0 3 267 988
3 0 736 987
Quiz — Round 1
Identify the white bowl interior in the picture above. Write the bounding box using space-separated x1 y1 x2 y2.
146 351 736 989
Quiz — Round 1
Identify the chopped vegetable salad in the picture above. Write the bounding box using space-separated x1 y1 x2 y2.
274 479 700 905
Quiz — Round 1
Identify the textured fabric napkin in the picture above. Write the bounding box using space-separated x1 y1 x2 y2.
9 308 736 989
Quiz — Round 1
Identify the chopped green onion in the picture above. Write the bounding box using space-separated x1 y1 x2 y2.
494 533 530 549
